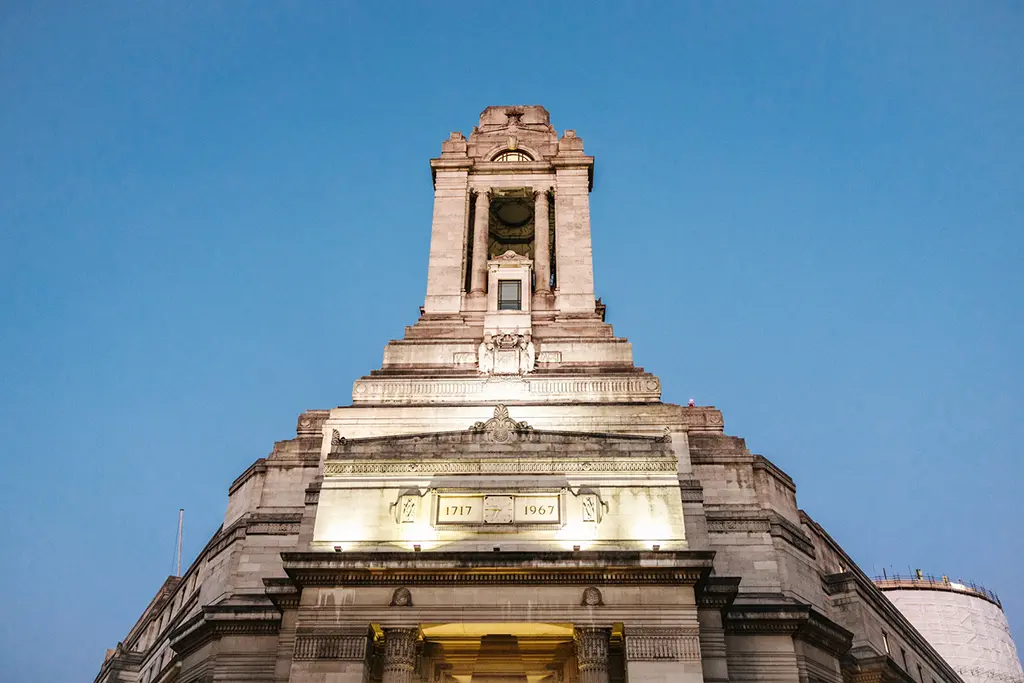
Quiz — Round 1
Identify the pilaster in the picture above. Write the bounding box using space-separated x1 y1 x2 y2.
553 167 596 315
424 169 470 314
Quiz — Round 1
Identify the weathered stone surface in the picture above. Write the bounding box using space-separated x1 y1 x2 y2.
94 107 971 683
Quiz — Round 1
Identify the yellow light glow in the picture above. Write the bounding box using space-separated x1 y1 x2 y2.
631 518 674 548
555 520 597 550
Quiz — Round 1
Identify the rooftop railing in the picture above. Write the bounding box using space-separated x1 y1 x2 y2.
873 572 1002 608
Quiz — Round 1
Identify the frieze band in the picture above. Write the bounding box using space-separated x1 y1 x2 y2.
624 627 701 662
293 632 369 660
324 459 676 476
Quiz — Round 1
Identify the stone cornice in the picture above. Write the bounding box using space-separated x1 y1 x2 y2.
263 578 300 610
752 454 796 491
296 410 330 435
843 649 923 683
679 478 704 503
228 458 267 495
695 576 741 611
170 603 282 658
227 453 319 496
725 603 853 656
246 512 303 535
803 511 964 683
769 513 816 559
280 550 714 588
93 648 143 683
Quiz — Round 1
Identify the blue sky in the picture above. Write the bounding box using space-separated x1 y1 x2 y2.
1 3 1021 680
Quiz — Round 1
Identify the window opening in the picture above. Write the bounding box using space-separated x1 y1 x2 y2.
492 150 533 162
498 280 522 310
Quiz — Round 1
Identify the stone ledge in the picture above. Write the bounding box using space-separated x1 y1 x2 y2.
725 603 853 656
170 602 282 658
351 374 663 405
280 550 715 587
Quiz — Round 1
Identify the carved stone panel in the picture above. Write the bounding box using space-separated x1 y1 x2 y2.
624 627 701 662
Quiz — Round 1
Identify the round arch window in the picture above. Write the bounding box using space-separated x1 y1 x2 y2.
492 150 533 162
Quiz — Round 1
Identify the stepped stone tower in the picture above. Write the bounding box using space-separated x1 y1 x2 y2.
96 106 972 683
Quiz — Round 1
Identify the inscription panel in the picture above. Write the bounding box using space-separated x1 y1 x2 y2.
436 496 482 523
435 493 561 526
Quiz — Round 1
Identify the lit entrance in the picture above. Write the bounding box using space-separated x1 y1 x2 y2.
417 622 609 683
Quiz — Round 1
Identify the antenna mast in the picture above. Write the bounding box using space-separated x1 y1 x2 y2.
176 508 184 577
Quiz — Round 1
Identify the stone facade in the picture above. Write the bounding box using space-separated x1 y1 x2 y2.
96 106 965 683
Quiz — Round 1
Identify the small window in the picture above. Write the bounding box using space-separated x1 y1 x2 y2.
882 632 891 655
492 150 533 162
901 648 908 668
918 664 924 682
498 280 522 310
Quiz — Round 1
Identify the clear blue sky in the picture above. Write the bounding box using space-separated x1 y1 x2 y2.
1 3 1021 680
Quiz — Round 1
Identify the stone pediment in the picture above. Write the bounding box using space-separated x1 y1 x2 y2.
327 405 669 457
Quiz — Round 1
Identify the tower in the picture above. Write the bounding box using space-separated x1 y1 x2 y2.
96 106 973 683
358 104 659 407
876 572 1024 683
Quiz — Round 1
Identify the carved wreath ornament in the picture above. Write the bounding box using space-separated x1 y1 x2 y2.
471 405 533 443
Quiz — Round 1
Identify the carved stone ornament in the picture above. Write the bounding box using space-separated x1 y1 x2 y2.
391 493 420 524
574 628 610 678
493 249 526 261
478 332 535 375
505 108 524 128
330 429 346 453
624 627 701 662
581 586 604 607
294 631 368 660
470 405 533 443
390 587 413 607
382 628 418 679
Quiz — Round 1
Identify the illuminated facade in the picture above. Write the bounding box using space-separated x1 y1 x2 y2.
97 106 968 683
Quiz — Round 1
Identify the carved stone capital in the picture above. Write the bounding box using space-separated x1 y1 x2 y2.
624 627 701 662
382 628 419 683
574 627 610 683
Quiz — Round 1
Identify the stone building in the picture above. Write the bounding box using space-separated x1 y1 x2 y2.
96 106 967 683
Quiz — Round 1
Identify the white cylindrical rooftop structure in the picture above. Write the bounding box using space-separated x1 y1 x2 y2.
875 573 1023 683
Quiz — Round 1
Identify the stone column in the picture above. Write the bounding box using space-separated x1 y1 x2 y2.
469 189 491 295
382 628 418 683
574 627 610 683
533 188 551 293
